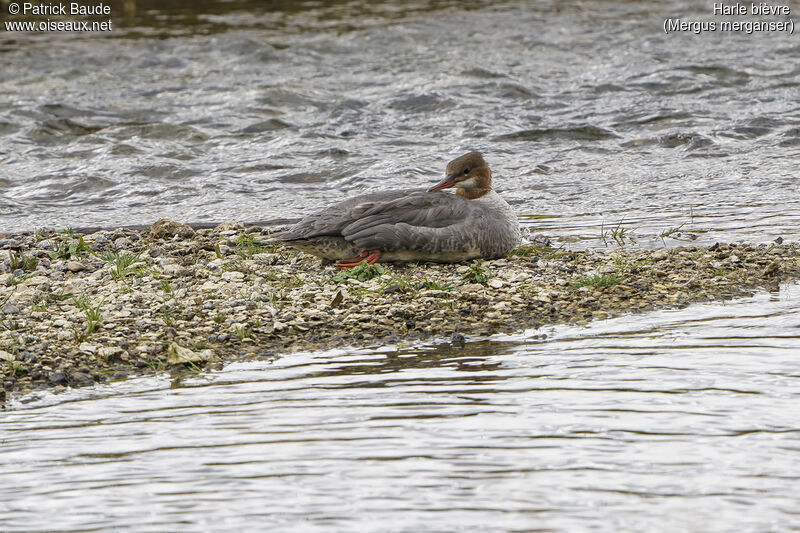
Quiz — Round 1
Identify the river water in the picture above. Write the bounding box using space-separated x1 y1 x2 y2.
2 0 800 246
2 286 800 531
2 1 800 531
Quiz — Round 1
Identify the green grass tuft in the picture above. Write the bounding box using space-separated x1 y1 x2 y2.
234 233 266 259
463 260 491 284
8 250 38 272
332 262 388 283
101 250 144 280
50 234 93 260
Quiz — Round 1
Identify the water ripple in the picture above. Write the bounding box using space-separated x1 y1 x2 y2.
2 284 800 531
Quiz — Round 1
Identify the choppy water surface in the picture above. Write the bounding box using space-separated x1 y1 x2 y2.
1 0 799 245
2 284 800 532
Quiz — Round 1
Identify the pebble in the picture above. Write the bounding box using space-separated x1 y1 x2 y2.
167 342 217 365
114 237 133 249
214 221 244 233
150 218 195 239
222 271 245 281
66 261 86 272
163 264 186 276
48 371 67 385
70 372 94 387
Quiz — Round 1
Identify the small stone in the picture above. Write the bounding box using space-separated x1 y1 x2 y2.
198 280 220 291
49 370 67 385
163 264 186 276
458 283 485 294
383 284 402 294
2 302 19 314
149 218 195 239
98 346 124 361
330 290 344 307
0 350 15 362
114 237 133 249
66 261 86 272
651 249 669 261
167 342 216 365
78 343 98 354
487 279 505 289
69 371 94 387
530 234 552 247
214 221 245 233
222 271 245 281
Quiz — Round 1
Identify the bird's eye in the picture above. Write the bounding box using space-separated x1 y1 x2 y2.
463 168 470 175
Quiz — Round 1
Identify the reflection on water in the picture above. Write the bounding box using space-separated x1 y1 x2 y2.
1 0 799 248
2 283 799 532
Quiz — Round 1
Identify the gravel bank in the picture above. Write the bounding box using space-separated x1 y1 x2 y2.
1 220 798 402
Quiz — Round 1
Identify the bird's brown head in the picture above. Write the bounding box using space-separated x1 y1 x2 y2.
428 151 493 199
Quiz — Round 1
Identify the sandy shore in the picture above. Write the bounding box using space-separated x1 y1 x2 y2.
1 219 798 402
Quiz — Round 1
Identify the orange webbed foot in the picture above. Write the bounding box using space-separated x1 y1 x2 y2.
335 250 382 269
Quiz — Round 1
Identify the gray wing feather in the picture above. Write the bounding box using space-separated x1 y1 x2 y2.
270 189 416 241
271 188 484 254
340 193 479 252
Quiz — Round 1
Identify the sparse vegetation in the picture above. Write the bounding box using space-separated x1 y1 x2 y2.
463 260 491 284
660 223 686 240
161 280 175 299
332 262 388 283
50 233 93 260
235 325 252 340
8 250 38 272
162 305 176 327
601 219 637 247
102 250 144 280
419 280 453 291
1 318 23 331
234 233 266 259
71 293 103 338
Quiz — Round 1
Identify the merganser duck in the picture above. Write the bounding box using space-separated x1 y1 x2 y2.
270 151 521 269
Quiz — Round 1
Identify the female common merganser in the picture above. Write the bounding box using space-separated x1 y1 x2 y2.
270 151 521 269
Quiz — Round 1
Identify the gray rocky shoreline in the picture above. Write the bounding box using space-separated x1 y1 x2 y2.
1 219 798 403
